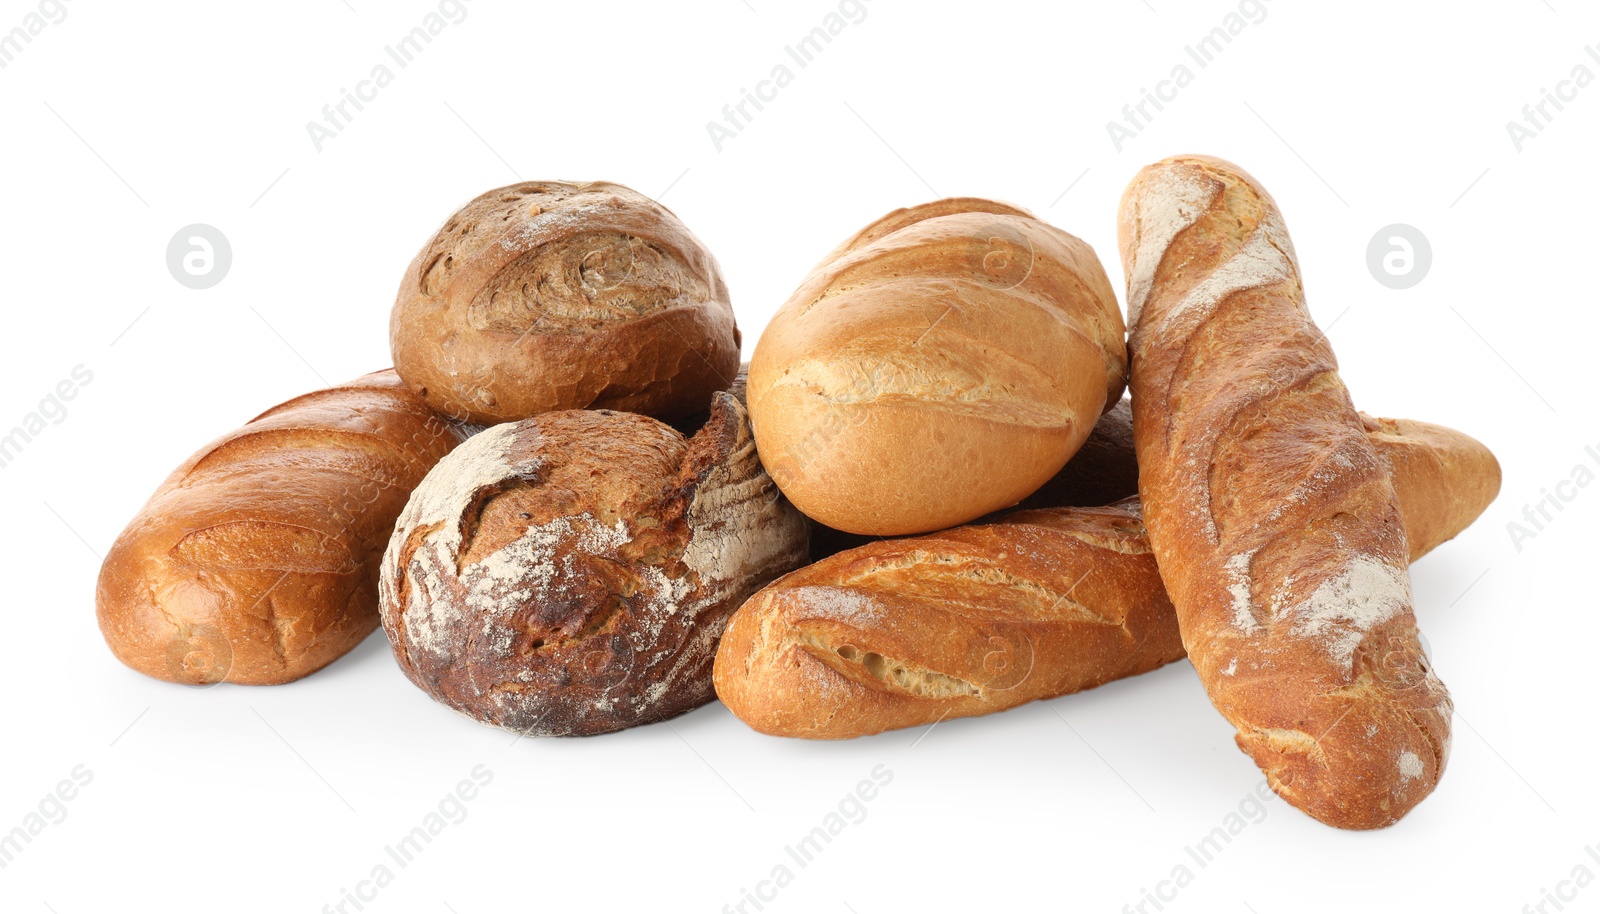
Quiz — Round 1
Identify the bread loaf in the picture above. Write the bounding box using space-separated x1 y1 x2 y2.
714 414 1496 740
390 181 740 425
716 501 1178 740
1362 414 1501 561
379 394 808 737
1119 155 1451 829
747 197 1127 536
96 370 467 685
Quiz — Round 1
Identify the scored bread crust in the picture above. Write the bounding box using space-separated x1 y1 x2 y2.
379 395 808 737
390 180 740 425
748 198 1127 536
713 414 1497 740
715 501 1180 740
95 370 468 685
1119 155 1452 829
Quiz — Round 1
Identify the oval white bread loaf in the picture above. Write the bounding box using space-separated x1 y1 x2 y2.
379 393 809 737
1119 155 1452 829
747 198 1127 536
96 370 467 685
714 415 1497 740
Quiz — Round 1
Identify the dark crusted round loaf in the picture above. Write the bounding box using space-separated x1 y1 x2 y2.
389 180 741 425
378 395 808 737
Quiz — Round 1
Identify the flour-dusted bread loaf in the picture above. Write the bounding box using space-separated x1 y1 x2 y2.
96 370 467 685
391 181 740 425
748 198 1127 536
379 393 808 737
1119 155 1452 829
715 414 1497 739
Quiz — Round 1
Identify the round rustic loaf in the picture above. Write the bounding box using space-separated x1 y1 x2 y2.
390 180 741 425
378 395 808 737
747 198 1127 536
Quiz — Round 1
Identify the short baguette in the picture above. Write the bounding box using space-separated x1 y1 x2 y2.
714 414 1496 740
716 501 1177 740
1119 155 1451 829
96 370 467 685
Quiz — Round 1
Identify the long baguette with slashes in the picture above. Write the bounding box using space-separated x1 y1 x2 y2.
1120 155 1452 829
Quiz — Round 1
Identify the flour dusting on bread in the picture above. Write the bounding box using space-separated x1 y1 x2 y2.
1162 207 1296 329
1225 550 1259 634
1124 165 1217 325
1285 556 1410 669
784 585 883 627
1398 750 1424 781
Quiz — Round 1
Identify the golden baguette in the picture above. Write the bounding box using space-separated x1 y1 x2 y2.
714 414 1496 744
1119 155 1450 829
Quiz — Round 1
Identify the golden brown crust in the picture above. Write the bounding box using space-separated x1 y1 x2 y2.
95 370 467 685
379 395 808 737
1361 414 1502 561
714 412 1496 740
390 181 740 425
1119 155 1452 829
714 501 1181 740
747 197 1127 536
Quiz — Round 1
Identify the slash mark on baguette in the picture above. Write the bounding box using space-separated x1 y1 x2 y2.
1240 726 1327 765
834 550 1111 625
793 631 980 699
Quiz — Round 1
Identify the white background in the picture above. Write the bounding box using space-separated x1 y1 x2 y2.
1 1 1594 912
